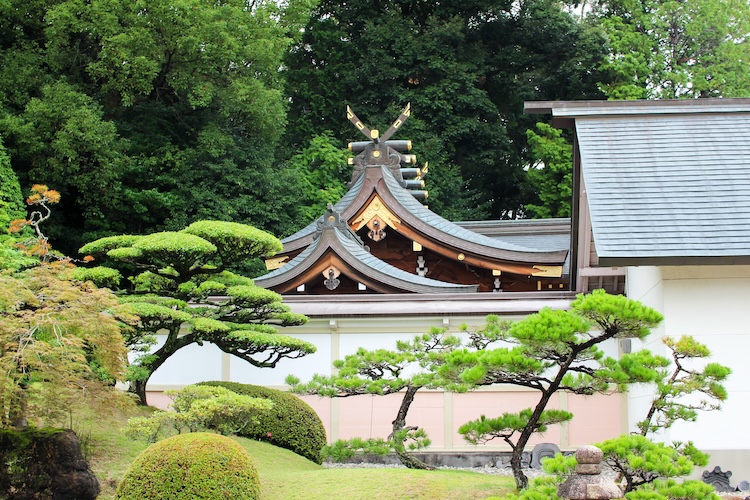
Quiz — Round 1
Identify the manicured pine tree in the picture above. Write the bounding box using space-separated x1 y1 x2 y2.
79 221 315 405
287 324 509 469
445 290 668 489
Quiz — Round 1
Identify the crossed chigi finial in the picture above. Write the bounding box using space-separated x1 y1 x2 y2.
346 103 411 142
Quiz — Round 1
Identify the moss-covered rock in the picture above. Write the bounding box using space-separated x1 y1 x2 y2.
115 432 259 500
200 381 327 464
0 428 99 500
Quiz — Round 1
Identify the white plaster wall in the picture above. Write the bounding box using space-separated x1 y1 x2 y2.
229 333 332 386
660 266 750 451
625 265 750 479
147 338 224 385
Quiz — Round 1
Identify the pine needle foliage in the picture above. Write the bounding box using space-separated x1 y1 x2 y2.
79 220 314 405
448 290 667 490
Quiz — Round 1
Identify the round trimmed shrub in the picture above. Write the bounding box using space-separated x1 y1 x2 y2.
115 432 259 500
200 381 327 464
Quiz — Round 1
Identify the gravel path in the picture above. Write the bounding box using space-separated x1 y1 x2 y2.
322 461 550 478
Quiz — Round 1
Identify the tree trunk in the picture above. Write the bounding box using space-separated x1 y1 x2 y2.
130 379 148 406
9 391 28 429
390 385 434 470
395 448 433 470
129 328 189 405
511 356 576 490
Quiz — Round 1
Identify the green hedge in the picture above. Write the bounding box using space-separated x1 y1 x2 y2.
116 432 259 499
200 381 327 464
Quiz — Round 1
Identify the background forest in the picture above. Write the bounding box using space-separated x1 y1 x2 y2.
1 0 749 259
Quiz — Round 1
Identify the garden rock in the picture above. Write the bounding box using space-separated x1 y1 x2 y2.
0 428 99 500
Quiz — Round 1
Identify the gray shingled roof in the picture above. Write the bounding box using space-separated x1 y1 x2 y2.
378 167 554 255
542 99 750 263
457 219 571 276
280 174 367 245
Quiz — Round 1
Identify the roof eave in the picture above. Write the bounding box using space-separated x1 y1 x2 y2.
598 255 750 266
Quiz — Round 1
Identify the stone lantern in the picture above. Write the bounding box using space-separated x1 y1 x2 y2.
557 445 623 499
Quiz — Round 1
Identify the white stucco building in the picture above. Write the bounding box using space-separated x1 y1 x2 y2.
529 98 750 480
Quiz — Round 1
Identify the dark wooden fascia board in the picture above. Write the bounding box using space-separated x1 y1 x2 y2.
391 221 551 276
322 231 479 293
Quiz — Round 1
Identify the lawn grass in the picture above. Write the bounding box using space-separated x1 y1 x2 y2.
83 405 516 500
77 404 153 499
239 439 515 500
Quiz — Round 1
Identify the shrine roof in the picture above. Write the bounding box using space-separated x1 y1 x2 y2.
255 217 479 294
281 166 568 265
457 218 571 276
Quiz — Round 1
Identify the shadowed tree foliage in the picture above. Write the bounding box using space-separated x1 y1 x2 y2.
0 138 25 233
523 123 575 219
79 220 315 405
283 0 606 221
0 0 316 254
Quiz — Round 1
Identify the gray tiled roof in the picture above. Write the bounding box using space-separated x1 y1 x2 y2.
457 219 571 275
281 165 567 262
378 169 548 254
281 174 367 244
571 103 750 262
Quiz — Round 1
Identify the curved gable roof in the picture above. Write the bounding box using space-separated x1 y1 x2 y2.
255 209 479 294
280 165 567 266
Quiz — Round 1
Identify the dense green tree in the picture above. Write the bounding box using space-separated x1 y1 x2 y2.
0 138 25 232
79 220 315 405
590 0 750 99
523 123 574 219
0 0 315 254
283 0 606 221
285 133 351 224
445 290 667 489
